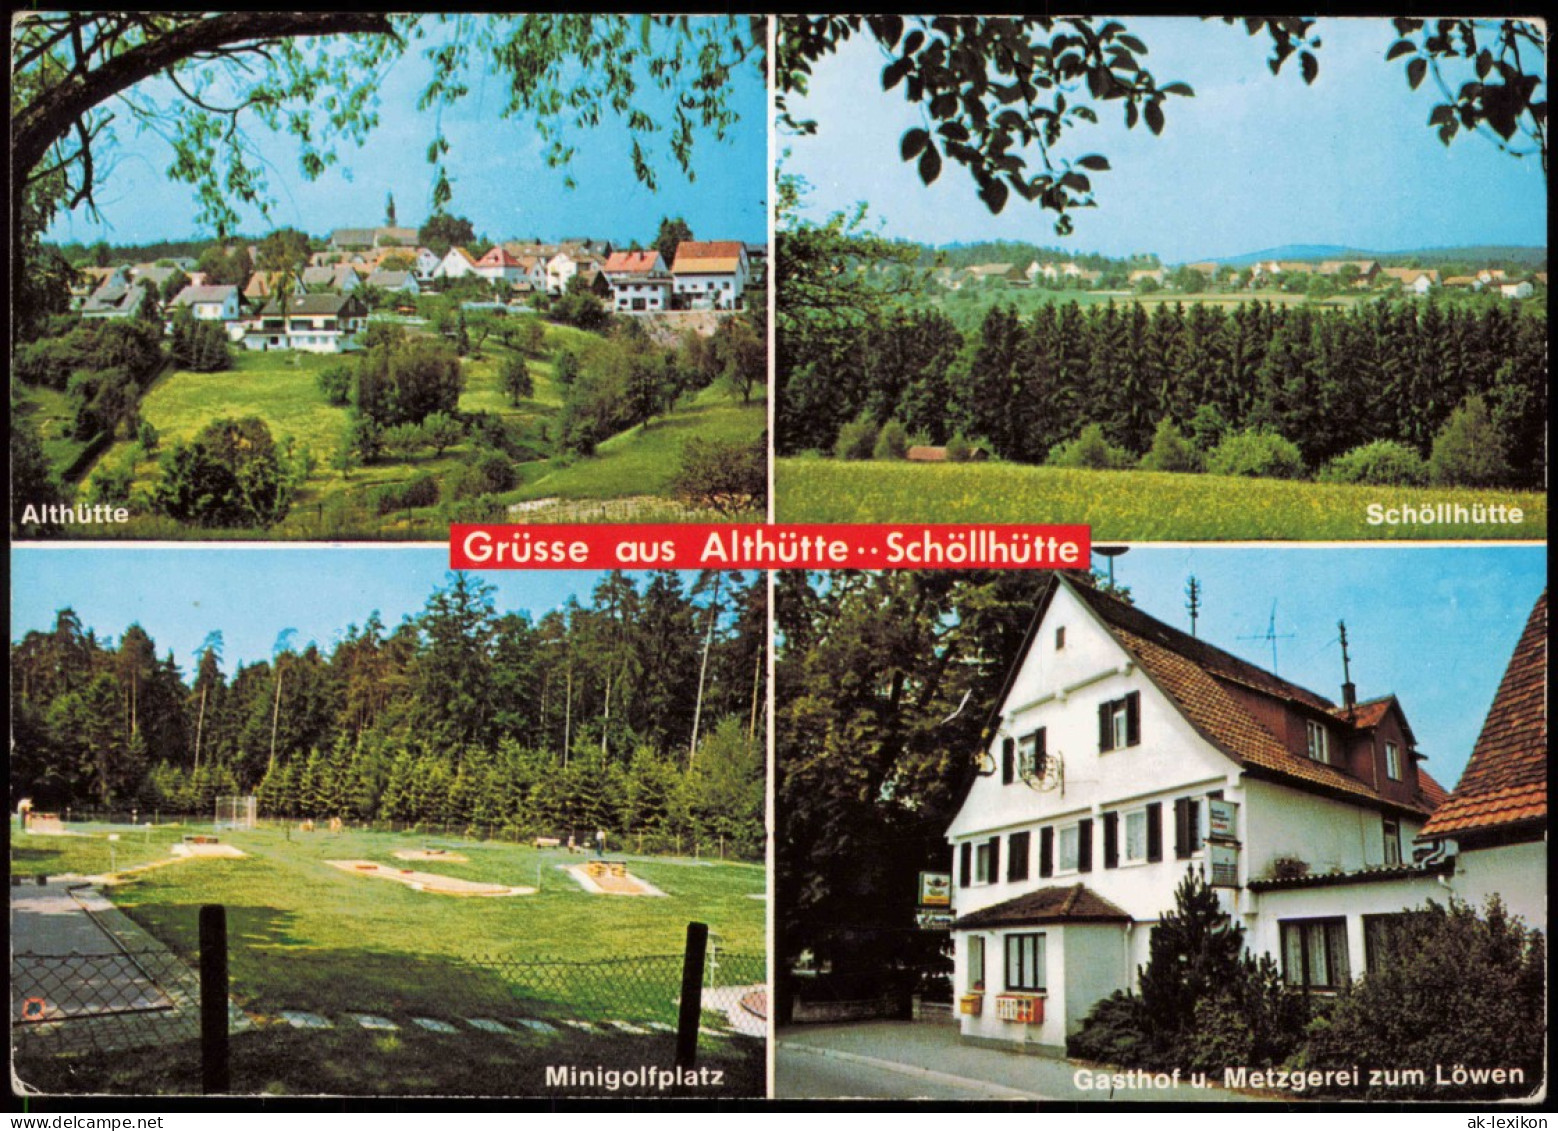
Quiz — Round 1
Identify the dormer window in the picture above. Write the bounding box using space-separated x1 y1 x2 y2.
1384 741 1401 781
1306 719 1330 763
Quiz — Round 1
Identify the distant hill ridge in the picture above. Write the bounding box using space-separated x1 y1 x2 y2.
1203 244 1547 267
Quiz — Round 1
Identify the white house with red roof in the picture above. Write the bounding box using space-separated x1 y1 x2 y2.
603 250 672 312
1414 591 1546 927
670 240 750 309
475 246 527 286
947 575 1454 1053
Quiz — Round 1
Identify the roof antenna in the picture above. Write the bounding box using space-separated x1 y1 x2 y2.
1185 576 1201 638
1339 620 1357 716
1239 601 1295 673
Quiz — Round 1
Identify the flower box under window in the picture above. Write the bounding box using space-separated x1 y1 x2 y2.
958 993 983 1017
994 994 1043 1024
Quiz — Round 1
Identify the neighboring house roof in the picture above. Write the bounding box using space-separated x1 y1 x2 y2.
171 284 238 307
1246 859 1454 893
672 240 746 274
444 247 478 265
131 264 178 287
1419 591 1547 841
300 266 337 287
952 884 1132 930
907 446 948 462
365 269 414 289
604 250 664 275
80 282 147 316
258 293 363 317
478 247 522 267
998 578 1442 815
331 228 378 247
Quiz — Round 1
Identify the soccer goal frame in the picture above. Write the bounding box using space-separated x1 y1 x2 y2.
214 795 257 831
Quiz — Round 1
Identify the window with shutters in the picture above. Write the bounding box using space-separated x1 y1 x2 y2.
1017 729 1046 780
1007 831 1031 882
1173 797 1203 859
1281 918 1350 991
1124 809 1148 864
1057 825 1080 873
1004 933 1046 992
1099 691 1141 752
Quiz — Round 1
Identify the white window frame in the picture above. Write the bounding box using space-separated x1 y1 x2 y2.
974 841 994 885
968 936 986 992
1122 808 1149 865
1306 719 1330 763
1057 824 1080 875
1109 700 1130 749
1384 741 1401 781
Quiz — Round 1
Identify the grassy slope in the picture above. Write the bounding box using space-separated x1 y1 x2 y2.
70 322 761 536
775 458 1547 540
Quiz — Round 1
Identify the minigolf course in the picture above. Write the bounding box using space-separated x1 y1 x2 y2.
563 860 667 896
326 859 534 897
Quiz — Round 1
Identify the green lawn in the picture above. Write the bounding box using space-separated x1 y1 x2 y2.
11 822 765 1095
775 458 1547 540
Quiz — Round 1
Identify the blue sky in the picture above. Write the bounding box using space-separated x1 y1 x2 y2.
44 17 768 248
782 17 1548 261
1094 545 1546 790
12 547 624 670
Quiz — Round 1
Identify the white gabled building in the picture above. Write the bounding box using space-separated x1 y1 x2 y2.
170 283 242 323
433 246 479 282
947 575 1454 1054
602 249 672 312
670 240 750 309
242 293 368 353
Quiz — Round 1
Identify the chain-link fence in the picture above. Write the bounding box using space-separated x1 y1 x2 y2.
12 908 764 1095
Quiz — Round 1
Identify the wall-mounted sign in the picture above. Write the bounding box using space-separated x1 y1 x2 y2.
917 911 955 930
919 871 952 907
1209 842 1240 888
1208 798 1239 840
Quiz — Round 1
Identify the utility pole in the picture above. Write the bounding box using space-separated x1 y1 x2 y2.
1185 576 1201 638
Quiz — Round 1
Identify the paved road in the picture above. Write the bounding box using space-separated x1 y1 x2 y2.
777 1021 1255 1103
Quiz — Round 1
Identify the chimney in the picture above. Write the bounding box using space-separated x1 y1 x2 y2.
1342 680 1356 711
1338 621 1356 717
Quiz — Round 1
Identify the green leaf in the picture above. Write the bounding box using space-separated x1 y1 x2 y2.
1076 154 1110 171
1144 99 1164 136
900 127 929 161
918 143 942 185
1300 52 1318 85
883 56 912 91
1407 58 1427 90
979 177 1009 214
1160 82 1195 97
1385 40 1416 61
1427 104 1454 126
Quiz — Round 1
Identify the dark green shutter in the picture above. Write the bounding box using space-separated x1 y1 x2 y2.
960 842 971 887
1001 737 1014 784
1039 827 1053 877
1103 812 1119 869
1125 691 1141 746
1078 818 1094 873
1099 702 1112 752
1146 803 1162 862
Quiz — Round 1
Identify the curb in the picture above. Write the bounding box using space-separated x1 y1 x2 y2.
777 1039 1048 1101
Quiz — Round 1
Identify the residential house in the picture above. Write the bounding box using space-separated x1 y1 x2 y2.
300 264 363 293
1500 281 1535 300
545 250 580 295
1381 267 1438 295
329 226 420 251
243 293 368 353
474 246 528 286
170 284 242 323
242 272 305 306
413 247 441 282
965 263 1025 286
947 575 1451 1053
79 281 149 320
1128 268 1166 287
364 269 421 297
70 265 129 307
129 263 182 292
603 250 673 312
670 240 750 309
433 246 480 282
1415 591 1546 927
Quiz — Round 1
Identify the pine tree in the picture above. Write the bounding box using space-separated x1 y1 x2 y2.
1136 868 1247 1053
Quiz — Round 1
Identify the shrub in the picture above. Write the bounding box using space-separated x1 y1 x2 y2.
1320 440 1429 486
136 420 160 452
834 414 878 461
317 363 353 407
945 433 977 463
373 473 440 514
1047 423 1133 470
1205 429 1305 479
1138 417 1202 473
873 420 910 461
469 448 518 494
1428 394 1511 487
1187 404 1229 452
1066 992 1154 1065
87 453 136 506
1300 897 1544 1099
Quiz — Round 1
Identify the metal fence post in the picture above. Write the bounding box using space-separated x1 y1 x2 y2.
674 920 709 1081
199 904 230 1094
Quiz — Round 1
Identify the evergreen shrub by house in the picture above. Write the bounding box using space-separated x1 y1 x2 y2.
1320 440 1429 486
1046 423 1133 470
1205 429 1306 479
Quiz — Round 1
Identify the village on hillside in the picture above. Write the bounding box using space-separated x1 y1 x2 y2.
71 221 767 354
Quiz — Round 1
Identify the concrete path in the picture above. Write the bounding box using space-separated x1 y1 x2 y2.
776 1021 1255 1102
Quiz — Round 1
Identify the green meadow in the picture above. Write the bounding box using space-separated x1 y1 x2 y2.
775 458 1547 541
11 822 765 1095
66 323 763 539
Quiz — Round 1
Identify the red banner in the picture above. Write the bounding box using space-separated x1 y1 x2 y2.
450 524 1090 570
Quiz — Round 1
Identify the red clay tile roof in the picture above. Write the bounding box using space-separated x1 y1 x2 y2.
1067 580 1437 815
1420 591 1547 839
953 884 1131 929
604 250 662 274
